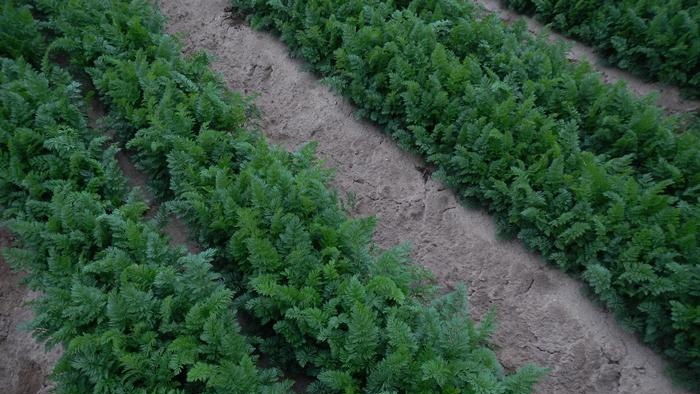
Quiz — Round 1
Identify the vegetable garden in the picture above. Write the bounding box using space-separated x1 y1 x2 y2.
0 0 698 393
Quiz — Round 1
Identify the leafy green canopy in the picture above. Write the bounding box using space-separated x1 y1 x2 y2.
0 59 125 217
240 0 700 201
0 0 45 63
504 0 700 98
228 0 700 377
0 58 291 394
18 0 546 392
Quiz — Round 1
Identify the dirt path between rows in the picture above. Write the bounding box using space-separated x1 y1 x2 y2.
474 0 699 114
159 1 690 393
0 229 60 394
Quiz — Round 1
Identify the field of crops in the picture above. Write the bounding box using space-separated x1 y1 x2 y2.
234 0 699 377
0 0 698 393
502 0 700 98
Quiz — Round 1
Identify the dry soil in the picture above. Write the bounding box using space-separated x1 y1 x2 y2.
157 0 692 393
0 229 60 394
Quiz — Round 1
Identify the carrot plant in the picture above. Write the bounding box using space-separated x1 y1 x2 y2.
0 58 291 393
3 0 545 392
504 0 700 98
230 0 700 378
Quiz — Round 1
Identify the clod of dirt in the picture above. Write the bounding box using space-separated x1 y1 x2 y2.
157 0 691 393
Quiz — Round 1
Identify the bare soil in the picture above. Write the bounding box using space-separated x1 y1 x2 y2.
0 229 60 394
158 0 691 393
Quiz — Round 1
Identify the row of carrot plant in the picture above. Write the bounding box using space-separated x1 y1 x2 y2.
1 0 543 392
503 0 700 98
0 56 291 393
230 0 700 378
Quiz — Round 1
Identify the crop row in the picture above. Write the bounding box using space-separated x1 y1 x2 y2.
0 57 291 393
230 0 700 377
3 0 543 392
503 0 700 98
240 0 700 202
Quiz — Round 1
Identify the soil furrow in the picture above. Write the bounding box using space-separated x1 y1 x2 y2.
0 229 60 394
86 100 201 254
158 0 690 393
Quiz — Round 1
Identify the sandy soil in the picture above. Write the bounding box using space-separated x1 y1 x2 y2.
0 229 60 394
158 1 690 393
474 0 699 114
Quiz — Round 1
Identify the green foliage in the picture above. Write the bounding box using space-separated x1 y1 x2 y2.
503 0 700 98
0 0 45 62
7 192 290 394
167 130 542 393
244 0 700 201
20 0 546 391
0 58 125 216
229 0 700 377
0 58 290 394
